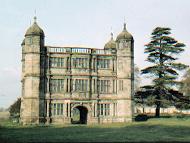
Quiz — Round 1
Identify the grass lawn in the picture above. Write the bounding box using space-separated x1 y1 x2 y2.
0 117 190 142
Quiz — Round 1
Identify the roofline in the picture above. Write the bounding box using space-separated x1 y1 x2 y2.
45 45 104 50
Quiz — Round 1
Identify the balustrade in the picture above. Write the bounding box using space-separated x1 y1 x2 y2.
48 47 115 55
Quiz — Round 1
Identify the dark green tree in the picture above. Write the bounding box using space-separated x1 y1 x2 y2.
141 27 188 117
9 98 21 117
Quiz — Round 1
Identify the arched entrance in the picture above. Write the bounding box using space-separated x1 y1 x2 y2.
71 106 88 124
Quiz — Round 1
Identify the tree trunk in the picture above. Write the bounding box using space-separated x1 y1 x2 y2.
143 107 145 114
155 39 162 118
155 101 161 118
155 106 160 117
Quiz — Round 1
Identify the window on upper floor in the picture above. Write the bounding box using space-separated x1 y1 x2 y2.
99 80 110 93
50 79 64 93
50 57 64 68
72 58 88 68
98 59 110 69
75 79 88 92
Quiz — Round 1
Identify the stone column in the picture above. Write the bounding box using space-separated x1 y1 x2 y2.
68 103 71 117
92 102 95 117
103 104 105 116
47 100 49 117
94 102 97 117
95 78 97 94
115 103 117 116
112 57 117 72
64 78 67 92
93 58 95 72
91 79 94 94
46 100 50 124
47 76 50 93
46 53 51 124
111 103 114 116
67 77 70 92
47 53 50 94
95 58 97 72
88 78 90 97
72 79 75 92
110 57 113 71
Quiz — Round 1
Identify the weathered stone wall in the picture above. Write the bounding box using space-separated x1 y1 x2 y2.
21 26 134 124
20 34 46 124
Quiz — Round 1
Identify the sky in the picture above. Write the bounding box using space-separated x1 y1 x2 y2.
0 0 190 108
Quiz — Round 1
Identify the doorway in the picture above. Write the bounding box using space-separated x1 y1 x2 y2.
71 106 88 124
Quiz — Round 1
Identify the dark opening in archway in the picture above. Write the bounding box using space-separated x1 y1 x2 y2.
71 106 88 124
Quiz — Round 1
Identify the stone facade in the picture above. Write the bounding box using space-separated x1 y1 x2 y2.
20 17 134 124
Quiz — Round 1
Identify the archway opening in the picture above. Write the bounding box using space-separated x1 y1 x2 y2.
71 106 88 124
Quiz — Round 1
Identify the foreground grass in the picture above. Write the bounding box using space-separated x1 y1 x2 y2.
0 118 190 142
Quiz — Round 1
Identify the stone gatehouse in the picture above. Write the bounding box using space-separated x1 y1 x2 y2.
20 17 134 124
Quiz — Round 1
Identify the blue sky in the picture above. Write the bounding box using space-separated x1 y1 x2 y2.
1 0 190 108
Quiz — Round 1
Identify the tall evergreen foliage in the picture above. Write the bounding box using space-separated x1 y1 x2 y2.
176 69 190 109
140 27 188 117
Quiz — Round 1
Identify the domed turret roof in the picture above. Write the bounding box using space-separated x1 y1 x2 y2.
104 33 116 49
25 17 44 37
116 23 132 41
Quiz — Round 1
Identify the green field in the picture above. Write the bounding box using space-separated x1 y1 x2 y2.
0 111 9 120
0 117 190 142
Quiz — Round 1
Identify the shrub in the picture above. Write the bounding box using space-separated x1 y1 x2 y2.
9 98 21 123
135 114 148 121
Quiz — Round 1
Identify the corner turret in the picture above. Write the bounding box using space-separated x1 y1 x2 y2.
116 23 133 41
20 16 46 124
104 32 116 49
